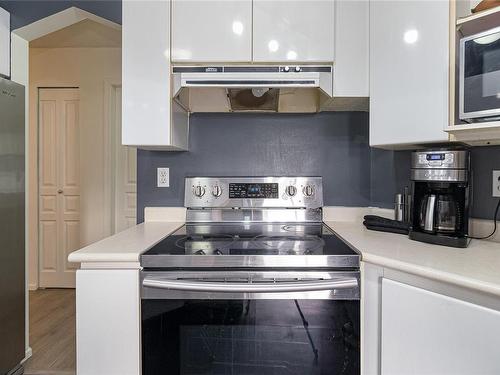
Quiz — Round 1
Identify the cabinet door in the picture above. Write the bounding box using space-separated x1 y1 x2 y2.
370 0 449 147
172 0 252 62
333 0 369 97
253 0 334 62
122 0 188 150
76 270 140 375
381 278 500 375
0 7 9 77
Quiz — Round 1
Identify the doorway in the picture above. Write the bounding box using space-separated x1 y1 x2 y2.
28 21 128 290
12 8 126 375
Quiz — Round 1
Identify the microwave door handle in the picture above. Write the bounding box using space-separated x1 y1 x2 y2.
142 277 358 293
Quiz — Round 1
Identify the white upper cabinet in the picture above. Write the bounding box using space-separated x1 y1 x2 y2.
122 0 188 150
370 0 449 148
172 0 252 62
333 0 369 97
253 0 335 63
0 7 10 77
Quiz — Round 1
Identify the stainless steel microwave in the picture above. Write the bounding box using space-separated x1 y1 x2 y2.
460 26 500 122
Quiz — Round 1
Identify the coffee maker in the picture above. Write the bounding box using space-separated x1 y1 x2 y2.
409 149 471 248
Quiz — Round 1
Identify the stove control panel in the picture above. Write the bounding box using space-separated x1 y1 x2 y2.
185 177 323 209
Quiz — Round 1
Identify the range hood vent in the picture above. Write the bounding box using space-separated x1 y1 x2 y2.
172 65 333 113
228 88 279 112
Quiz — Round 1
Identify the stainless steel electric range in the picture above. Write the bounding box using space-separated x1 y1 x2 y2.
140 177 360 375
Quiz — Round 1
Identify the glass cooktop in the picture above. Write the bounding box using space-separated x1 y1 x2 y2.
141 223 360 269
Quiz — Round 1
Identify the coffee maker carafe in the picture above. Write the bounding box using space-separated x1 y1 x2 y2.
409 150 470 248
419 192 461 234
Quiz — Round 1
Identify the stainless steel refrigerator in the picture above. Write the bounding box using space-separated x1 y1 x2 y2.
0 77 26 375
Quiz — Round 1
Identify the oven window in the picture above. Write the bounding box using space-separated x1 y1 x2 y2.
142 299 359 375
463 32 500 114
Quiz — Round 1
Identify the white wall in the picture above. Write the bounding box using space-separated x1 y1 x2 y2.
28 47 121 288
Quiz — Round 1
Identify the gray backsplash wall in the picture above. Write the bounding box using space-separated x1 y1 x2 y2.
137 112 500 223
369 146 500 220
137 112 372 222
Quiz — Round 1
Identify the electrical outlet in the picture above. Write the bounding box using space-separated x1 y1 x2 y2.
493 171 500 197
157 168 169 188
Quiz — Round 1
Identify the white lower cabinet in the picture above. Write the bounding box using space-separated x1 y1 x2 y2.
381 278 500 375
76 269 141 375
362 262 500 375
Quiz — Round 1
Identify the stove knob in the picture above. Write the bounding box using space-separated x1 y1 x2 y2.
212 185 222 197
295 66 301 72
285 185 297 197
214 249 223 255
193 185 205 197
303 185 314 197
284 66 290 72
194 249 206 255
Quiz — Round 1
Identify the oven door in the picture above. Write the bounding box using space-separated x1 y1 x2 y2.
141 270 360 375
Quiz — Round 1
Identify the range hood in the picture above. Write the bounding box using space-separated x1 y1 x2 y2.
172 65 334 113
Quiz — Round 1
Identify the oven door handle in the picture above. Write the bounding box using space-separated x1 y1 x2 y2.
142 277 358 293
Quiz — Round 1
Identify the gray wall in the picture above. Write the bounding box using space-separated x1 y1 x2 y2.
469 146 500 219
3 0 499 222
137 112 500 223
370 146 500 220
137 112 371 223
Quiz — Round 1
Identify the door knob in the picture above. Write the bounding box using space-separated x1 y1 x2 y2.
58 189 63 194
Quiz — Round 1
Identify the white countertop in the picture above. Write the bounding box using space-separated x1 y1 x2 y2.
68 221 184 263
68 206 500 296
325 219 500 297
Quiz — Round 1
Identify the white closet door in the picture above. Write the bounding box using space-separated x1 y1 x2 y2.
39 88 80 288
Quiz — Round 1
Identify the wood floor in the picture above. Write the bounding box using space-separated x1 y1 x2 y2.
24 289 76 375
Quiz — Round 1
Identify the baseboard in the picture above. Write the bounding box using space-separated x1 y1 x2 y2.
7 365 24 375
22 346 32 363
